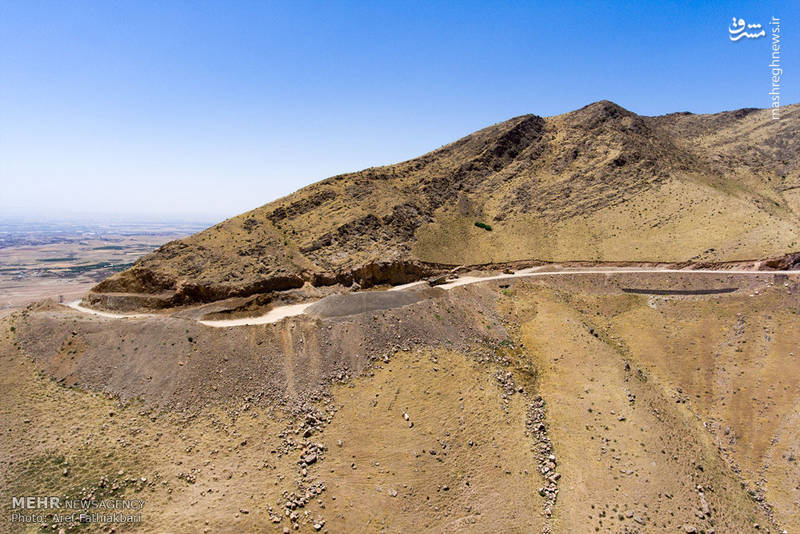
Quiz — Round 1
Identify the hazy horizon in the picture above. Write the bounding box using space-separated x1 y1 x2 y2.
2 0 796 221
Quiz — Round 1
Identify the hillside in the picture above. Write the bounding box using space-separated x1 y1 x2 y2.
5 271 799 532
90 101 800 309
5 101 800 532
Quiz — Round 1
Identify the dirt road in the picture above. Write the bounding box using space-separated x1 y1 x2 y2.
64 267 800 327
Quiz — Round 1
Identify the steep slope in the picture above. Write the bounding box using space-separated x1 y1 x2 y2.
91 101 800 308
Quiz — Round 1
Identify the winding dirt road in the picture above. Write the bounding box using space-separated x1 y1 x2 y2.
65 267 800 327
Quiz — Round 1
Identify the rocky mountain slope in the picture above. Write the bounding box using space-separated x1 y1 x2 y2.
90 101 800 308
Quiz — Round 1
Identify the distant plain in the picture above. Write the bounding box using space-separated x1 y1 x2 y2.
0 221 208 316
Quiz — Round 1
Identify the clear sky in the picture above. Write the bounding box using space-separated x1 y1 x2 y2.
1 0 797 221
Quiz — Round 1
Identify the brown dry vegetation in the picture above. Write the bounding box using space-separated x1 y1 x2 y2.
3 271 799 533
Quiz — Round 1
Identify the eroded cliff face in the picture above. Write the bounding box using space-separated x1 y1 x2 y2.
87 259 456 310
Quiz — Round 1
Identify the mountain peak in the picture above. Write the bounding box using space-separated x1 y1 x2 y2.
583 99 629 112
564 100 636 128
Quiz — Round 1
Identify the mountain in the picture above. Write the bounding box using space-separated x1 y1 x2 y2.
6 101 800 533
90 101 800 308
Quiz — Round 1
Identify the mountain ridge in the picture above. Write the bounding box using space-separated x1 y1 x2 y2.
89 100 800 309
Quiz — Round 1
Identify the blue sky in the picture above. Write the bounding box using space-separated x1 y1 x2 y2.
1 0 796 221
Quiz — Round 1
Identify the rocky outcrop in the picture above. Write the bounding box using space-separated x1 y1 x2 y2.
92 266 177 294
763 252 800 270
